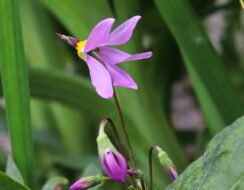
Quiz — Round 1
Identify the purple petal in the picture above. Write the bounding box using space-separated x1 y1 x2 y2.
98 47 152 65
86 55 113 99
124 51 152 62
116 152 127 183
104 63 137 89
84 18 115 52
103 150 123 181
108 16 141 46
70 179 86 190
97 47 130 64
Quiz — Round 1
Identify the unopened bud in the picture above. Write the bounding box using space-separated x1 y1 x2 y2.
156 147 178 180
70 176 106 190
97 125 127 184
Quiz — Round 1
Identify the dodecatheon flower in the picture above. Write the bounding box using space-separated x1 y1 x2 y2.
57 16 152 99
97 127 127 184
70 176 108 190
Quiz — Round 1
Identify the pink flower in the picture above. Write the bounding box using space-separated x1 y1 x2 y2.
57 16 152 99
100 149 127 184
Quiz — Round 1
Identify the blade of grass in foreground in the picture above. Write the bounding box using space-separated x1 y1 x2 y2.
154 0 244 134
0 0 35 187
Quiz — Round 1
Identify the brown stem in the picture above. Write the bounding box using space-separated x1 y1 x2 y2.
149 146 154 190
113 90 136 168
113 91 147 190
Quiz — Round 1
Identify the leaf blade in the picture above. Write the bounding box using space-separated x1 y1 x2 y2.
154 0 244 134
166 116 244 190
0 0 35 187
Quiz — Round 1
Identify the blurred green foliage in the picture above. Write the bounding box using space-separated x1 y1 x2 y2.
0 0 244 189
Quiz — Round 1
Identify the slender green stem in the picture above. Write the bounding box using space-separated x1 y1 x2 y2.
149 145 164 190
113 90 136 168
113 90 144 189
99 118 125 155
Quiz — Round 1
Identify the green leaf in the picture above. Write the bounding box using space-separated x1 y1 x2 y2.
0 171 30 190
82 163 102 177
38 0 113 38
165 116 244 190
154 0 244 134
20 0 87 155
6 156 24 185
0 0 35 187
54 155 98 170
28 68 112 116
42 176 68 190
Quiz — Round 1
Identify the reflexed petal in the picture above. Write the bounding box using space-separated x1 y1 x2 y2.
109 16 141 45
98 47 130 64
86 55 113 99
124 51 152 62
105 63 137 89
98 46 152 65
84 18 115 52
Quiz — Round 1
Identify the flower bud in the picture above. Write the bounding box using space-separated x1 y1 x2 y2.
70 176 105 190
97 130 127 184
157 148 178 180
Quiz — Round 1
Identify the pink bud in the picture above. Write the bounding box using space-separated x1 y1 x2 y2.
100 149 127 184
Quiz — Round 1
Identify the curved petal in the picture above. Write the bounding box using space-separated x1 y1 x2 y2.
98 47 152 65
86 55 113 99
104 150 122 180
117 152 127 183
105 63 137 89
84 18 115 52
109 16 141 46
97 47 130 64
124 51 152 62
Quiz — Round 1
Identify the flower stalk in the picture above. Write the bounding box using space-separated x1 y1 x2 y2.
149 145 178 190
98 118 124 155
113 90 136 168
113 91 145 189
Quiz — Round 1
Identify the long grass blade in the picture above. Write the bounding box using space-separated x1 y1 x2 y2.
154 0 244 134
0 0 35 187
